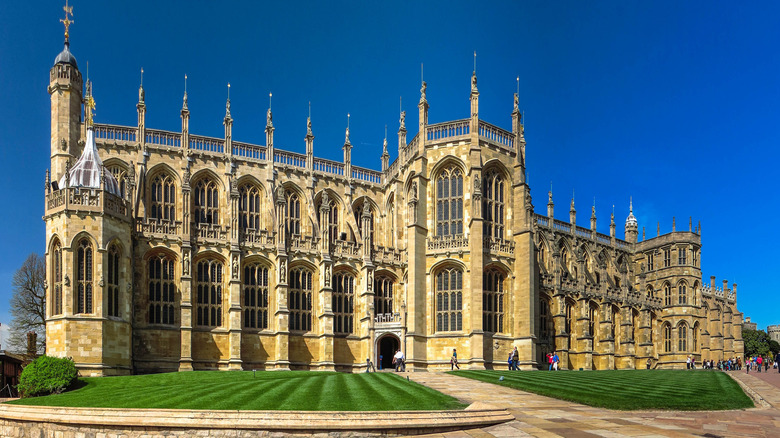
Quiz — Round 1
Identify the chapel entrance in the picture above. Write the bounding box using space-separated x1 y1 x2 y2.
377 334 399 370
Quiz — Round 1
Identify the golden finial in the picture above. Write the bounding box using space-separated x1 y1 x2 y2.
85 79 96 126
60 0 74 42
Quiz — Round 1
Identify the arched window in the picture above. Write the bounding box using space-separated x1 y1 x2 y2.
51 240 63 316
436 267 463 332
692 322 699 352
196 258 223 327
286 189 301 236
663 323 672 352
107 244 120 318
354 202 375 244
678 282 687 305
289 267 312 331
332 272 355 334
150 173 176 221
691 283 699 306
148 253 176 325
374 275 394 316
482 169 505 239
76 239 93 314
194 178 219 225
239 184 261 231
537 239 547 271
631 309 639 341
317 196 339 244
565 301 574 346
387 198 395 247
483 269 505 333
664 283 672 306
610 305 619 343
243 263 269 329
435 167 463 237
107 164 126 198
540 298 552 341
588 303 598 338
678 323 688 352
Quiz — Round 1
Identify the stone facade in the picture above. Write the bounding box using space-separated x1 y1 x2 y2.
43 37 743 376
768 325 780 343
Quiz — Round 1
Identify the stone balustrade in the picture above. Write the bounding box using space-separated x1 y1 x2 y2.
45 187 128 219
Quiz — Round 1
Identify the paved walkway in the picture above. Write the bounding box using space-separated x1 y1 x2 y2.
404 371 780 438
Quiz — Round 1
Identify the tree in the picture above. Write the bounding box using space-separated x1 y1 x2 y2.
770 340 780 357
742 328 771 358
8 253 46 353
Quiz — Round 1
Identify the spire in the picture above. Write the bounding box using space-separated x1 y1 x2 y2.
610 205 616 238
84 78 95 127
569 192 576 226
547 186 554 218
266 92 273 128
138 67 145 103
182 74 189 111
224 83 232 120
625 196 637 226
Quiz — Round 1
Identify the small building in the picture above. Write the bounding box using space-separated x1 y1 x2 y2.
744 317 757 331
0 351 23 398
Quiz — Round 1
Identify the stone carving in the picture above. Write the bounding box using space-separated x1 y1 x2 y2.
471 72 478 91
280 259 286 283
61 138 67 151
183 251 190 276
411 181 418 201
232 255 239 279
139 85 145 103
474 174 481 193
325 265 331 287
362 199 370 217
266 108 272 127
420 81 427 101
182 167 191 186
368 270 373 291
99 277 105 287
400 111 406 129
307 117 312 135
64 274 70 287
514 93 519 112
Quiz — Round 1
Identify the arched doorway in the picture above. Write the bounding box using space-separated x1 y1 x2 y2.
377 334 399 370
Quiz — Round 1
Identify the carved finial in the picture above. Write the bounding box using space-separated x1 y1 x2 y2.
400 110 406 130
471 51 478 92
307 116 312 136
182 74 188 110
267 93 273 128
138 68 145 103
225 83 231 118
420 81 427 103
60 0 74 42
345 114 351 144
84 80 96 127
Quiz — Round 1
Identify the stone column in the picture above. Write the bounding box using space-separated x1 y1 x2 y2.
273 189 290 370
318 195 335 371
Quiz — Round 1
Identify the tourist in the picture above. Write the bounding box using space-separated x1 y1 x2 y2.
547 352 554 371
365 358 375 373
450 349 460 370
508 352 513 370
553 352 560 371
757 355 763 373
378 354 383 370
393 349 405 372
512 346 519 371
646 358 651 369
776 352 780 373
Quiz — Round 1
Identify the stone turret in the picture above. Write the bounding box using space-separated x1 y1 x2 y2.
625 198 638 244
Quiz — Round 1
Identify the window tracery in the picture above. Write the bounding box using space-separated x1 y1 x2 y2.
150 173 176 221
435 167 463 237
107 244 120 318
483 268 505 333
286 189 301 236
76 239 93 314
148 253 176 325
194 178 219 225
196 258 223 327
374 275 394 316
332 272 354 334
239 184 261 231
289 267 312 331
51 240 63 316
436 267 463 332
482 169 505 239
243 263 269 329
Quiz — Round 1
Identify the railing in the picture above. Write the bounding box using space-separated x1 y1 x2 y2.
145 129 181 148
374 312 401 324
596 233 612 245
483 237 515 255
189 135 225 153
232 142 266 161
241 228 274 246
45 187 128 218
535 214 631 250
552 219 570 233
400 134 419 163
352 166 382 184
427 234 468 251
333 239 361 258
289 234 318 252
274 150 306 168
427 119 470 142
313 157 345 176
93 124 137 143
535 216 549 227
478 121 514 149
195 223 228 240
372 246 403 264
136 218 181 236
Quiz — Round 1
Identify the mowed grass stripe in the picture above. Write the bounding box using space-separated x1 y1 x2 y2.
8 371 465 411
450 370 753 411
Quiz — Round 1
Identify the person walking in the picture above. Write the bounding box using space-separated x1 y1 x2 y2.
450 349 460 370
511 346 519 371
757 355 763 373
776 352 780 373
547 352 553 371
393 349 405 372
553 352 560 370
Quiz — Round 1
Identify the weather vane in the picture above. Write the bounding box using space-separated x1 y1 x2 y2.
60 0 74 41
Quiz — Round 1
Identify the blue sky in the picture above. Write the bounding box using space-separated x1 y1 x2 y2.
0 1 777 335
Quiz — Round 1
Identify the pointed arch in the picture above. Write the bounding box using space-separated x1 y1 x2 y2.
677 279 688 305
50 236 63 317
104 158 129 199
147 164 178 222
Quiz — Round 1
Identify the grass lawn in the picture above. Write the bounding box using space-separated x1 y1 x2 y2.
449 369 753 411
6 371 466 411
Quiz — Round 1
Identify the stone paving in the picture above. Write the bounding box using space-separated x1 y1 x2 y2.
403 371 780 438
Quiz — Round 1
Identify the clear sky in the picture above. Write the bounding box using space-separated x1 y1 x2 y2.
0 1 777 334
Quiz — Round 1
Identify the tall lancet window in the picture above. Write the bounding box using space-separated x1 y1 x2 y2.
286 189 301 236
148 253 176 325
243 263 269 330
239 184 261 231
76 239 93 314
483 268 505 333
436 267 463 332
482 169 505 239
51 240 63 316
107 244 120 318
289 267 312 331
354 203 375 244
332 272 355 334
374 275 394 316
107 165 126 198
150 173 176 221
436 167 463 237
196 258 223 327
194 178 219 225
